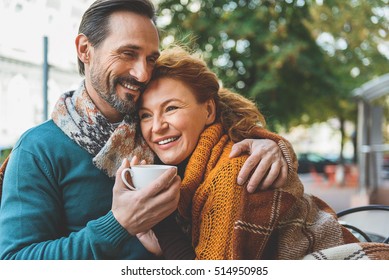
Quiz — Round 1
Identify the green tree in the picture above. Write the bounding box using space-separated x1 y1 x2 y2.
156 0 339 131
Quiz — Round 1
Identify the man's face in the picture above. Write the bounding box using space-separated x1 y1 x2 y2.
87 11 160 115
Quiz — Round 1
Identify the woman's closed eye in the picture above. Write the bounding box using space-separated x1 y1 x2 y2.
165 105 179 112
139 112 152 120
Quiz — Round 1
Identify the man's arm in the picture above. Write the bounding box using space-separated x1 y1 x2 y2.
0 149 179 259
0 147 133 259
229 127 297 193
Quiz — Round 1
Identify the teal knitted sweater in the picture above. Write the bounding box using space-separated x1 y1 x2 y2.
0 120 152 259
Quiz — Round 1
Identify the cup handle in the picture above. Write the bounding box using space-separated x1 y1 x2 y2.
121 168 136 191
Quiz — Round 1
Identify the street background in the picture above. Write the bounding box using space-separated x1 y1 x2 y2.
1 0 388 211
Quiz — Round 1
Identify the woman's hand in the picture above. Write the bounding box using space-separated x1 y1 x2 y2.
137 230 162 256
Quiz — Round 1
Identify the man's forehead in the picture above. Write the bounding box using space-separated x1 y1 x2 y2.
105 11 160 53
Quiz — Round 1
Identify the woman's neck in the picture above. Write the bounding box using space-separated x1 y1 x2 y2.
176 158 190 179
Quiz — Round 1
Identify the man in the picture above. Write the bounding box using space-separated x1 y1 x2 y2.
0 0 288 259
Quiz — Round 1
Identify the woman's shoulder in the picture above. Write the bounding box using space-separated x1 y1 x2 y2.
206 146 249 185
218 144 249 168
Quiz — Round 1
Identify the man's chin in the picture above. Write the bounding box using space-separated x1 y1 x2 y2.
108 93 136 115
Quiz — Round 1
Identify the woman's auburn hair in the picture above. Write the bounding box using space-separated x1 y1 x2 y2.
152 45 266 142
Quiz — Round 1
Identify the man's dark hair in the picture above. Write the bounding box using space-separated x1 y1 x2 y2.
77 0 156 76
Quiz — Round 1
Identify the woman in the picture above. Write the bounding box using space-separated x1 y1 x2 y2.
130 46 358 259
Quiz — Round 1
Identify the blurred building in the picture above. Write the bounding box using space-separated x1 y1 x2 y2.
282 119 356 160
0 0 94 147
353 73 389 205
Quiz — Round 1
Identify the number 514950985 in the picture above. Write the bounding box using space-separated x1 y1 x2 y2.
214 266 268 276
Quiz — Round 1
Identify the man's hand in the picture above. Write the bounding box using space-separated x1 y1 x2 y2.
230 139 288 193
112 159 181 235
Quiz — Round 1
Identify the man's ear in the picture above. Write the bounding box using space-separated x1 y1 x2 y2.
75 33 91 63
205 99 216 125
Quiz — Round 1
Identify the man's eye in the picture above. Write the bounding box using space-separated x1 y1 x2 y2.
123 52 135 58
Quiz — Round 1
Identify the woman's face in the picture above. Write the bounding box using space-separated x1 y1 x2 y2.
139 77 215 165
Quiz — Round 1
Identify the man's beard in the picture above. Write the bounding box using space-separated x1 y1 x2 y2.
90 71 141 115
104 80 137 115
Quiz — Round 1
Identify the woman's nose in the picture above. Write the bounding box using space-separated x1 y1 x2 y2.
152 117 168 133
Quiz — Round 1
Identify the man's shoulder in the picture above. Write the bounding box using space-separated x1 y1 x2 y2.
18 120 65 142
14 120 77 152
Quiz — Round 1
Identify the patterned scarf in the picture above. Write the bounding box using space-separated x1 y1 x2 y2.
52 81 154 177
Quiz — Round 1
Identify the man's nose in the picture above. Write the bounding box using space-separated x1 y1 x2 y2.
129 60 150 83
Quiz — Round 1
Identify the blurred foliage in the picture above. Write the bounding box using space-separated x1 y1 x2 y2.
305 0 389 146
156 0 389 133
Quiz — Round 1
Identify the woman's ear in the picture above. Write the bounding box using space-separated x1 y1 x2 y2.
75 34 91 63
205 99 216 125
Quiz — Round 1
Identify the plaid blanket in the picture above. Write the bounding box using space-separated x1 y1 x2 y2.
303 242 389 260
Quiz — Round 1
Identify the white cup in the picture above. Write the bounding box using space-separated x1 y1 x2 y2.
121 164 177 190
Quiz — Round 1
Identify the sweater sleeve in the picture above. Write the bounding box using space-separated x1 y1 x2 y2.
0 145 141 260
